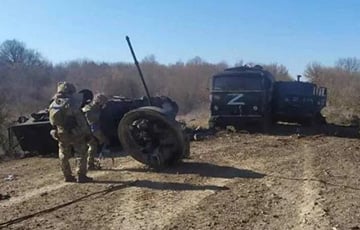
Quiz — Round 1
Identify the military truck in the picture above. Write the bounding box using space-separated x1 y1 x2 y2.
272 75 327 125
209 65 275 130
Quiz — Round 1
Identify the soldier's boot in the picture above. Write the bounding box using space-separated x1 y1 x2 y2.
61 164 74 182
77 175 94 183
59 150 73 182
64 175 76 183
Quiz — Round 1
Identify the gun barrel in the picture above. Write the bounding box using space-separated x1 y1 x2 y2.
125 36 152 106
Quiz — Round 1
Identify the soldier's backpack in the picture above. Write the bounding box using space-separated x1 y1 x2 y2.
49 97 77 130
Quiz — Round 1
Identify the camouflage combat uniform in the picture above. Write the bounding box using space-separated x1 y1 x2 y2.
49 82 93 183
82 93 109 169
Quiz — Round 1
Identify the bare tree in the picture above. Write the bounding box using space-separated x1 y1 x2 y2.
0 39 45 67
187 56 205 65
142 55 158 64
304 62 323 83
335 57 360 73
262 63 292 81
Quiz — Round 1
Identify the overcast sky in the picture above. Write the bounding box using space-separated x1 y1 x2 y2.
1 0 359 77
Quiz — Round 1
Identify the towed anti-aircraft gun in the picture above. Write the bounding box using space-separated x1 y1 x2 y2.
118 36 189 167
8 36 189 169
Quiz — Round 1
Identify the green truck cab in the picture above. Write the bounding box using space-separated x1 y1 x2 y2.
209 65 275 130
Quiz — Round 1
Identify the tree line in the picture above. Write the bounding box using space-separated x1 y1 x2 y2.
0 39 292 115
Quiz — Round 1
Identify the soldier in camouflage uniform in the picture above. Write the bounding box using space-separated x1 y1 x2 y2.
49 82 93 183
82 93 109 170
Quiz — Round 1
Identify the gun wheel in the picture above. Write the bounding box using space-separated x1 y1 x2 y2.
118 107 186 169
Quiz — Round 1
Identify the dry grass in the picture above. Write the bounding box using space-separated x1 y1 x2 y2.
306 63 360 126
322 106 360 126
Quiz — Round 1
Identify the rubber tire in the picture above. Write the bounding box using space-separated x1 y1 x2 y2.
118 106 186 168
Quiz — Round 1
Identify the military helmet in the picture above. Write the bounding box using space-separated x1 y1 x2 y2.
57 82 76 95
93 93 108 106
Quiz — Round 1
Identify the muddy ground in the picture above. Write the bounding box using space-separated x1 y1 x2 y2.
0 126 359 230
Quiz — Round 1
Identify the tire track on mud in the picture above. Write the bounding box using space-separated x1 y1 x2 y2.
0 183 67 209
109 177 231 230
106 141 258 230
0 158 133 209
1 153 234 230
298 143 330 230
108 158 263 229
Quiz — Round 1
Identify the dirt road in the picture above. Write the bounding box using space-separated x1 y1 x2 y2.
0 131 359 229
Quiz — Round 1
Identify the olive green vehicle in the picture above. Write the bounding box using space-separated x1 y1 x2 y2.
272 77 327 126
209 65 275 130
